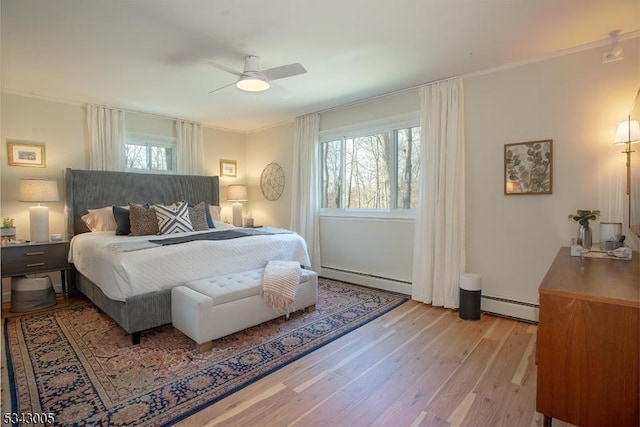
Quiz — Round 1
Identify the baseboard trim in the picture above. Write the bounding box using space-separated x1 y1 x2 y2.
320 267 411 295
481 295 539 323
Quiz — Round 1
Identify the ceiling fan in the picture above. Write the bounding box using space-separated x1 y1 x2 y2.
207 55 306 94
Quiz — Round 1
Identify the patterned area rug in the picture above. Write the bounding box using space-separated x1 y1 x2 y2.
2 279 406 426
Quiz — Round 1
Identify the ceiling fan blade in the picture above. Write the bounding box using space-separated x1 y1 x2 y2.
200 59 243 77
262 63 306 81
208 81 237 94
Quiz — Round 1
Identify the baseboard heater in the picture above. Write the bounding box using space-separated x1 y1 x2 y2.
320 266 412 295
320 268 539 323
481 294 539 323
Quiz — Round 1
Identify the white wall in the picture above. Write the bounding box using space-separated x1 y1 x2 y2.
245 122 295 229
316 91 420 293
203 126 247 222
0 94 86 240
465 37 639 315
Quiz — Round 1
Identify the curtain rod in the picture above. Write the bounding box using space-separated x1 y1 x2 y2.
89 103 200 125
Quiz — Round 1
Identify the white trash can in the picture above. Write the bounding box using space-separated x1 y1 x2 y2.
11 276 56 313
459 273 482 320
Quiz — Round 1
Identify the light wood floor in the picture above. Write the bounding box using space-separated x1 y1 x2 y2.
176 300 546 427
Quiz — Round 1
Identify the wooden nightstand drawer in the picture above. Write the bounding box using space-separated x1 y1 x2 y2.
1 242 70 276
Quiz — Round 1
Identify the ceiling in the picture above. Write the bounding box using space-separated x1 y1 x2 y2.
2 0 639 133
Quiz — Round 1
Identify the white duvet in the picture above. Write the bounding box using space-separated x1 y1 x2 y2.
69 226 311 302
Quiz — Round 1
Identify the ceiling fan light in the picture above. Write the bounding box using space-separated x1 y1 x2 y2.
236 75 270 92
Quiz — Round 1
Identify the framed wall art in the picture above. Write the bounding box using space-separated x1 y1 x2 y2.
504 139 552 195
7 141 46 168
220 159 237 177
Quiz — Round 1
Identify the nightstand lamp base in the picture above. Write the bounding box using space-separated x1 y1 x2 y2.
29 205 50 242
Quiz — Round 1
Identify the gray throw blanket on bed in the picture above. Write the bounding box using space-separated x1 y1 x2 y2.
108 227 291 252
150 228 287 245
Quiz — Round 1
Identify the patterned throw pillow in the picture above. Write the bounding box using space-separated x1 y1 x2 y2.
129 204 159 236
155 201 193 234
188 202 209 231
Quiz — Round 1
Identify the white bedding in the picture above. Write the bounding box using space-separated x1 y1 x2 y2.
69 226 311 302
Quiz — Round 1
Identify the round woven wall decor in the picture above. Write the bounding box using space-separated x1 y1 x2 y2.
260 162 285 201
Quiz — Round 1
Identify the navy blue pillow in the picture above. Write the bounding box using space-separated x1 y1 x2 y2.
204 203 215 228
113 205 131 235
113 204 150 235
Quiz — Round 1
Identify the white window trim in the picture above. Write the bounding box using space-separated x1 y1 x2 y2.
319 112 420 218
125 132 177 174
319 112 419 141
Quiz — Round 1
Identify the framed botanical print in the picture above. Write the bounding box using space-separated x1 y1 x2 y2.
504 139 552 195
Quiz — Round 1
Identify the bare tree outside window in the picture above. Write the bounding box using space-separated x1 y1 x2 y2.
346 133 391 209
125 140 174 172
321 125 420 211
125 144 148 169
397 126 421 209
321 140 342 208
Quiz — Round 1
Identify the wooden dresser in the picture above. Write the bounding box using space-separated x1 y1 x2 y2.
536 247 639 426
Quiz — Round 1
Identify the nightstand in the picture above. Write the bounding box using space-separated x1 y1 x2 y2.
1 241 73 296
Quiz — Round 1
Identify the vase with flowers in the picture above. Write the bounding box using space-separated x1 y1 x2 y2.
568 209 600 249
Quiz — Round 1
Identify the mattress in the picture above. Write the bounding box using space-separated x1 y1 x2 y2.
69 226 311 302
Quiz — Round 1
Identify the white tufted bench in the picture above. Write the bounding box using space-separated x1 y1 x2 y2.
172 267 318 353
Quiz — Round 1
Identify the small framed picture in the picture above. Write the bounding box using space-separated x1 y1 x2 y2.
7 141 46 168
504 139 552 195
220 159 237 177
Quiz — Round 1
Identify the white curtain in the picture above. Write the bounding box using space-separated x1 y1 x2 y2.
87 105 125 171
176 120 204 175
290 113 321 272
412 78 465 308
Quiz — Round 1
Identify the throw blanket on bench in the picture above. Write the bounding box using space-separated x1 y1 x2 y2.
108 228 291 252
261 260 301 316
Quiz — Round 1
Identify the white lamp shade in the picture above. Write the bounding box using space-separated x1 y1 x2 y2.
227 185 248 202
614 119 640 144
18 179 60 202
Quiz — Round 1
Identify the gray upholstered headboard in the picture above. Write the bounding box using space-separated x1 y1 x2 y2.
65 168 220 238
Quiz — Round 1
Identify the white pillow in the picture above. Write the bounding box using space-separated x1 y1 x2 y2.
209 205 221 222
81 206 117 232
154 201 194 234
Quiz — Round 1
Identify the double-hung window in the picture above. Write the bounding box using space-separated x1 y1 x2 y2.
320 116 421 214
125 132 176 173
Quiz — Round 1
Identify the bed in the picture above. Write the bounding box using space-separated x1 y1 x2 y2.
65 168 310 344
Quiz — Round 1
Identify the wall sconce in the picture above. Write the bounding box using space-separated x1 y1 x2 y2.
18 178 60 242
226 185 248 227
614 119 640 195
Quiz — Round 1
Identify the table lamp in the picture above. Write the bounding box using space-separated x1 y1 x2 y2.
227 185 248 227
18 178 60 242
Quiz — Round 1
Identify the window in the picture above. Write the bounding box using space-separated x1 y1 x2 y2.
321 124 421 211
125 133 176 173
